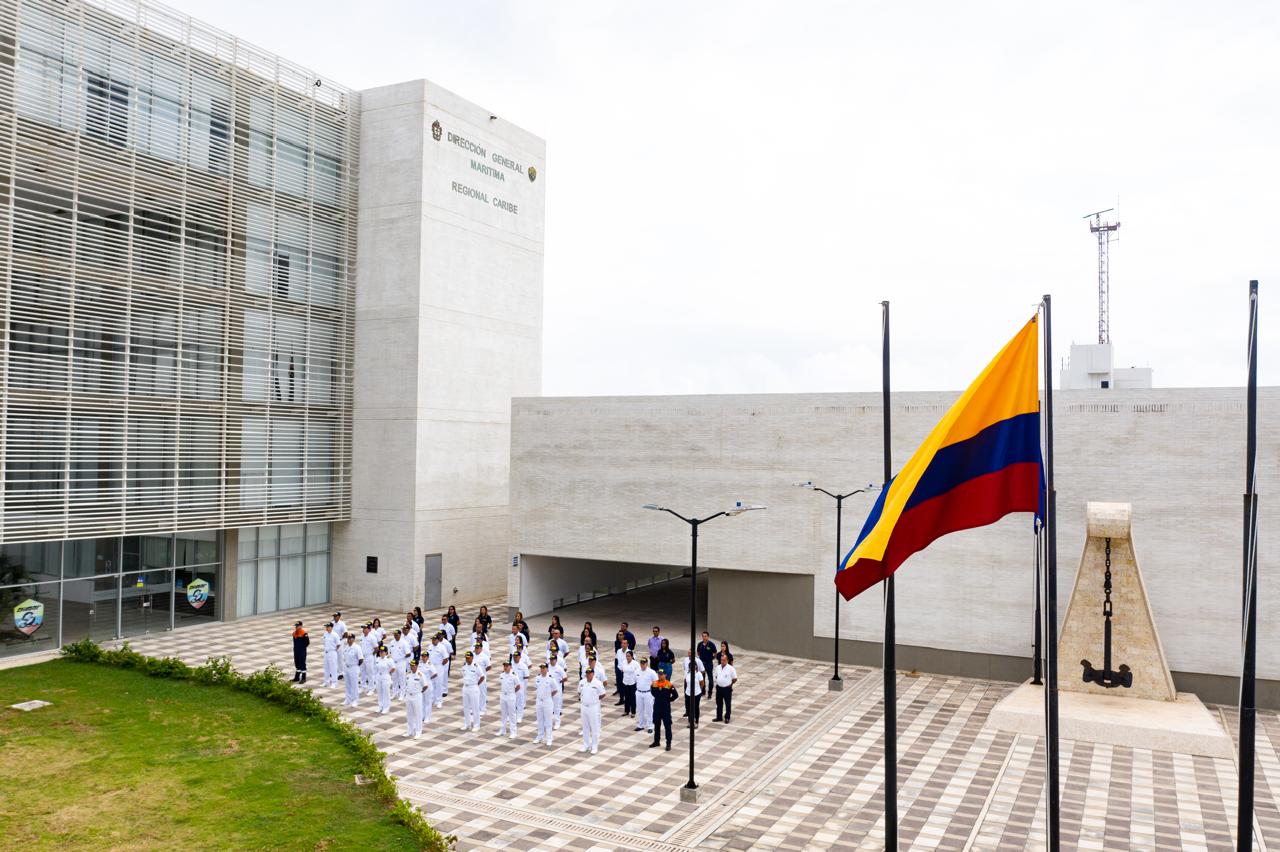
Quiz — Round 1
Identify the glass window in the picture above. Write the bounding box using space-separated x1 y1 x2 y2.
85 72 129 147
122 535 173 573
64 538 120 578
237 561 257 617
129 309 179 396
180 305 223 400
280 524 304 556
279 555 304 610
307 320 337 405
305 523 329 553
237 527 257 560
256 557 278 613
0 582 61 659
176 529 219 567
5 410 66 498
306 422 335 506
257 525 279 558
185 218 227 290
304 552 329 606
176 564 219 626
0 542 62 584
12 182 73 261
270 316 306 404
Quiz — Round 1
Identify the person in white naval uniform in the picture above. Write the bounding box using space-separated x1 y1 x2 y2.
459 651 485 732
620 650 640 719
634 657 658 733
374 646 393 713
548 654 567 730
511 653 530 723
341 633 363 706
321 622 341 687
533 662 559 747
547 629 569 665
428 635 449 708
578 667 606 754
473 642 491 718
404 660 430 738
388 629 407 698
497 660 522 738
359 626 378 695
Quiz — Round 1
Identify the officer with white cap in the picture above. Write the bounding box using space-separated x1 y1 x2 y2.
404 659 430 738
533 662 559 747
634 656 658 733
497 660 522 739
578 666 606 754
321 622 340 687
341 632 363 707
459 650 485 732
548 652 567 730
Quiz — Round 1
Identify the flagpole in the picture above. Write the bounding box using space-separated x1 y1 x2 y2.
1032 527 1043 685
1238 279 1259 851
881 300 898 849
1041 296 1061 851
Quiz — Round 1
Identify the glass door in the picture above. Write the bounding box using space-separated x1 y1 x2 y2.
61 576 120 643
120 569 173 638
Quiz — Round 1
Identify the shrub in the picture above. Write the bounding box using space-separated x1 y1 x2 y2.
59 638 454 850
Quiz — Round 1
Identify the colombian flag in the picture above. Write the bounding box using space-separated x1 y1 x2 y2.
836 317 1043 601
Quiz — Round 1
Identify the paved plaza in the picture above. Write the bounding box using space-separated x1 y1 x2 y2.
114 591 1279 851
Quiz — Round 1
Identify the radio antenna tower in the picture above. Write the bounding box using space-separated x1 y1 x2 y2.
1085 208 1120 344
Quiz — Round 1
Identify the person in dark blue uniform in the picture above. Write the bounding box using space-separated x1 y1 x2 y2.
292 621 310 683
648 671 678 751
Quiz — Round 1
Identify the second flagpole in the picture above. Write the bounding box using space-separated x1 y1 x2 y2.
1041 297 1061 851
881 300 898 849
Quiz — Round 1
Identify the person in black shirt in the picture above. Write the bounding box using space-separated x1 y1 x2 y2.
513 611 531 645
548 614 564 640
477 605 493 634
446 605 461 637
718 640 734 665
412 607 425 630
656 638 675 680
579 621 598 649
696 632 717 677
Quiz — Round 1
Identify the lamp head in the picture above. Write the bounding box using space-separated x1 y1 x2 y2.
726 501 766 516
793 481 816 489
642 503 664 512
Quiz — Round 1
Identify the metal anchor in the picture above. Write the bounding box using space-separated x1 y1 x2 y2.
1080 537 1133 689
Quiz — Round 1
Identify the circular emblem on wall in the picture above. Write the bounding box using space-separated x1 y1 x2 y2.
527 165 537 183
431 120 442 141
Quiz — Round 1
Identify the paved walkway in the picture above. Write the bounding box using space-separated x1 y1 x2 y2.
114 597 1278 851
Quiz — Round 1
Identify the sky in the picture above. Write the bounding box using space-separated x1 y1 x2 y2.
181 1 1280 395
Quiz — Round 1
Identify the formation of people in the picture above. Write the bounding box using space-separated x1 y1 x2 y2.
293 607 740 754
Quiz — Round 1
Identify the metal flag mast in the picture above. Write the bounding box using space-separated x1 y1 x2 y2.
880 300 898 849
1238 279 1259 851
1041 296 1061 851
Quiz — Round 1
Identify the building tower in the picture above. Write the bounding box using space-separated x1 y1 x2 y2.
1087 209 1121 344
1059 208 1152 390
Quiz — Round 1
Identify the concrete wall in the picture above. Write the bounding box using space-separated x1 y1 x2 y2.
333 79 544 613
509 388 1280 702
517 555 689 618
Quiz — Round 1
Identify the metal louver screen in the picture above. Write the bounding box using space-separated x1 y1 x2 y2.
0 0 357 544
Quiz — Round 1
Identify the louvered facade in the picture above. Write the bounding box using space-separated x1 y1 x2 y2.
0 0 358 654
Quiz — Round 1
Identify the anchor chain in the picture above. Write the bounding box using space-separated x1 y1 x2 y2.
1080 536 1133 689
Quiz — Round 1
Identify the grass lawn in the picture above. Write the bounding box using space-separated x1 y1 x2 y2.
0 659 423 850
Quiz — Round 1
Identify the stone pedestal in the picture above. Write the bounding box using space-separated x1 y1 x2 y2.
679 785 701 803
1059 502 1177 702
828 678 844 692
987 681 1232 758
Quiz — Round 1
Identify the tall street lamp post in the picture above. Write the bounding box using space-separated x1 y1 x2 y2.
795 482 878 690
643 500 765 803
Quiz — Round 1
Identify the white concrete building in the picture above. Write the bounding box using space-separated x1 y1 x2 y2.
507 388 1278 706
1060 342 1153 389
0 0 543 659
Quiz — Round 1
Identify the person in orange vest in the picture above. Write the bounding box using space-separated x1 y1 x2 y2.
649 671 679 751
291 621 309 683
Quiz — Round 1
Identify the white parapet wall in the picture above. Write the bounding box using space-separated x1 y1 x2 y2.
509 387 1280 699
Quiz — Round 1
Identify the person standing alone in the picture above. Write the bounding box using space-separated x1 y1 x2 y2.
292 621 309 683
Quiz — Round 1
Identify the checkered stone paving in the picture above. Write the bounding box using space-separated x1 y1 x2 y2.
115 605 1279 851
